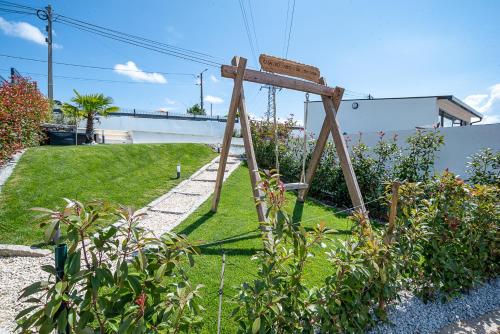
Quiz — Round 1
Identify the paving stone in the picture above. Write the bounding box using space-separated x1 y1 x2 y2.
192 170 219 181
175 181 214 195
151 193 200 214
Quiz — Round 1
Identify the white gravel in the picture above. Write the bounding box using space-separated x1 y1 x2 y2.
370 278 500 334
0 255 51 333
139 155 241 236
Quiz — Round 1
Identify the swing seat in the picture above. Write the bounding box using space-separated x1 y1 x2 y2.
284 182 309 191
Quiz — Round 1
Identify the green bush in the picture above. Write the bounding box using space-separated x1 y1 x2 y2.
312 210 403 332
467 148 500 186
234 171 499 332
252 120 446 219
16 200 204 333
394 172 499 301
0 76 49 164
232 171 331 333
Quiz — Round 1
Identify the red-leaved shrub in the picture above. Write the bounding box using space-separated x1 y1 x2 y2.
0 76 49 164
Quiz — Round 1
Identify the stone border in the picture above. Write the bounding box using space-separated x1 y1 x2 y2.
0 244 51 257
0 149 25 193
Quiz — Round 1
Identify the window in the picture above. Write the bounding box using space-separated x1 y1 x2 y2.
439 110 468 127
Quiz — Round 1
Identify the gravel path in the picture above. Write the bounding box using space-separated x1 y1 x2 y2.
0 256 51 333
370 278 500 334
139 155 241 236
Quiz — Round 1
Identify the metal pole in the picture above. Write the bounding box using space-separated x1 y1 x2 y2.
46 5 53 106
55 243 69 334
210 103 213 117
217 252 225 334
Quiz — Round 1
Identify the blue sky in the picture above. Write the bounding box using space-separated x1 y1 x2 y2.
0 0 499 123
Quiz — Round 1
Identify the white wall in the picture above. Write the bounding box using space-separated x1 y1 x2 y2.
306 97 438 135
346 123 500 179
82 116 240 138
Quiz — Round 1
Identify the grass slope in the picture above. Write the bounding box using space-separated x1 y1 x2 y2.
0 144 216 245
174 165 354 333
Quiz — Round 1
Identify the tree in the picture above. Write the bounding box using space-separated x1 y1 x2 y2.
186 103 205 116
62 90 119 143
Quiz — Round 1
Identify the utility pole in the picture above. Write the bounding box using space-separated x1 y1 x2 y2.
210 103 213 117
198 68 207 114
37 5 53 106
46 5 53 105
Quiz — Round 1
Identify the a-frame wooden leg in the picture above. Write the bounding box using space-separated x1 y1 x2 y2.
238 87 267 222
211 56 247 213
298 86 343 202
320 80 366 215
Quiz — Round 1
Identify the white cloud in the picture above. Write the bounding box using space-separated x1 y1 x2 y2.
210 74 219 83
165 98 176 105
0 17 47 46
113 61 167 84
464 83 500 124
204 95 224 104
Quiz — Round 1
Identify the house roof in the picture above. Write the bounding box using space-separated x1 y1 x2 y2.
309 95 483 120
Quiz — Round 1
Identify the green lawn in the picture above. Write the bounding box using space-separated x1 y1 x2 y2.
174 165 354 333
0 144 216 245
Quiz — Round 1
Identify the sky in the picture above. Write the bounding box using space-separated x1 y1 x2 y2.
0 0 499 123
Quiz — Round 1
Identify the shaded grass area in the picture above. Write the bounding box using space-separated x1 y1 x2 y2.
174 165 354 333
0 144 216 245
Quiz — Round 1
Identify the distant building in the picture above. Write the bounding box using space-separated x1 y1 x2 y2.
306 95 482 137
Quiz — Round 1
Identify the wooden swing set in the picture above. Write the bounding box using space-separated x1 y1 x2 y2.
211 54 366 222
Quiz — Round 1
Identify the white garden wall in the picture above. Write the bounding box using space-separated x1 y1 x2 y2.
345 123 500 179
81 115 240 139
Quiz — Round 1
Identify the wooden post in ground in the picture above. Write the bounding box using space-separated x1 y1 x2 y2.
319 78 366 215
211 57 247 213
237 83 266 221
298 86 343 202
384 181 400 245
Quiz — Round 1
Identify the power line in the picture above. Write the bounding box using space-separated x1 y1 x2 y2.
282 0 291 57
238 0 258 65
284 0 296 58
0 0 37 11
55 18 221 68
0 68 194 85
247 0 260 54
0 7 36 15
0 53 196 76
54 13 215 59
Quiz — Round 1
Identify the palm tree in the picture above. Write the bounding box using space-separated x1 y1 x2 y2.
62 90 119 143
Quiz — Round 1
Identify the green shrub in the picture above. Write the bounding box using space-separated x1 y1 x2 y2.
467 148 500 186
16 200 204 333
0 76 49 164
232 171 331 333
394 128 444 182
395 172 500 301
312 210 403 332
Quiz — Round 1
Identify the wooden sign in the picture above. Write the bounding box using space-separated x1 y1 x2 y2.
259 54 321 83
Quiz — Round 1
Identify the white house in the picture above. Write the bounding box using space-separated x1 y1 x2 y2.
306 95 483 136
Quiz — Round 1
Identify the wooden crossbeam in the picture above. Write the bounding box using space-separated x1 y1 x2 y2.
221 65 336 97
